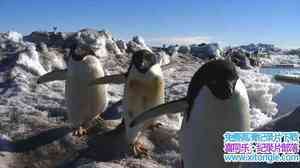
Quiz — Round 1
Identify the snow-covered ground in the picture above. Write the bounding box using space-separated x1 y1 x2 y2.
0 30 289 167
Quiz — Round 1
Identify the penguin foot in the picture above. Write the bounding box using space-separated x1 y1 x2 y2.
73 126 88 137
131 141 149 158
147 122 163 131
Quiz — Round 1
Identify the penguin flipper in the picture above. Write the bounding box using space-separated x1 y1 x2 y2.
130 98 188 127
89 74 126 86
37 69 67 84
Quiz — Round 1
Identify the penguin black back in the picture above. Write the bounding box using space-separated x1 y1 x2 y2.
186 59 238 120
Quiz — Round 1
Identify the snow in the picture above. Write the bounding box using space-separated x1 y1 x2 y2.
130 36 152 52
6 31 23 43
166 45 179 56
74 29 124 58
132 36 148 49
116 40 127 52
15 44 46 76
0 29 290 167
157 51 171 65
106 38 122 55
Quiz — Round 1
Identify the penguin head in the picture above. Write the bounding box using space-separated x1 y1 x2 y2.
70 43 95 61
131 50 158 73
187 59 239 105
202 60 238 100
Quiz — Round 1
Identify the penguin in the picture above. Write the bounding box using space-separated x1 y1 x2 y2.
130 59 250 168
37 43 108 136
89 49 165 156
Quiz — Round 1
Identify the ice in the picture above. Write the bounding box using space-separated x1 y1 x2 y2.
261 54 300 66
130 36 152 52
6 31 23 43
93 37 109 57
0 29 289 167
157 51 171 65
238 68 283 128
106 38 122 55
249 108 272 129
15 44 46 76
38 47 66 72
116 40 127 52
74 29 124 58
132 36 147 49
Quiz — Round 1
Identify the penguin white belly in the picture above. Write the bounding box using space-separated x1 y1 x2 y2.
180 79 250 168
66 56 108 127
123 65 165 143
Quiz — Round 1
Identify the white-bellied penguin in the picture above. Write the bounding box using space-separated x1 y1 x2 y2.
37 43 108 136
130 59 250 167
89 49 165 157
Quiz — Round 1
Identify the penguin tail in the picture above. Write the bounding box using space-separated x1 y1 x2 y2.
37 69 67 84
130 98 188 128
89 74 126 86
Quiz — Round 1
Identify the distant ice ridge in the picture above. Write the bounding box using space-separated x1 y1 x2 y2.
261 54 300 66
238 68 283 129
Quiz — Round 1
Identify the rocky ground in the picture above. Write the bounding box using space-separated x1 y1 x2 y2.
0 29 297 168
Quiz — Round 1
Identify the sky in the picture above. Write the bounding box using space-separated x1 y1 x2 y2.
0 0 299 48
